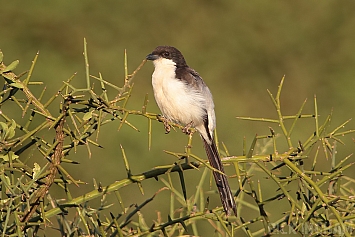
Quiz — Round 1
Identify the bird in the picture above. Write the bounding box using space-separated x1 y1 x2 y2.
146 46 236 216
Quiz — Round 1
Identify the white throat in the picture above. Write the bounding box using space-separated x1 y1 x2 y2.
152 58 176 77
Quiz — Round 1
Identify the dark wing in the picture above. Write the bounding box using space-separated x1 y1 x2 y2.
175 67 206 91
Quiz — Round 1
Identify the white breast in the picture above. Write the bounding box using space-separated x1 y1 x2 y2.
151 58 206 127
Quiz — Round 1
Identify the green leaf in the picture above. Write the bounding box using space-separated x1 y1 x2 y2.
0 50 3 63
10 119 16 130
3 60 19 72
33 163 41 180
0 120 16 140
0 154 9 161
5 128 15 140
9 82 24 89
8 151 19 160
83 111 93 121
0 122 8 130
0 198 10 205
0 151 18 161
0 122 8 140
2 73 16 81
5 120 16 140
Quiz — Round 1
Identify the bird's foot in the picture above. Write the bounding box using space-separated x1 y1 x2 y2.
164 120 171 134
156 114 164 122
182 121 194 135
156 114 171 134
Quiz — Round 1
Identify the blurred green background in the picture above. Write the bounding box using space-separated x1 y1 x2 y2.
1 1 355 235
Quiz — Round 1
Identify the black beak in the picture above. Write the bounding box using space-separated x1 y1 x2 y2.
146 54 159 61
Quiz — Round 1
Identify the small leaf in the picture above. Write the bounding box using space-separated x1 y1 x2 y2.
8 151 19 160
5 128 15 140
33 163 41 180
83 111 93 121
0 122 8 130
0 199 10 205
0 122 8 140
3 73 16 81
3 60 19 72
0 151 19 161
10 119 16 130
0 154 9 161
4 120 16 140
9 82 24 89
0 50 3 63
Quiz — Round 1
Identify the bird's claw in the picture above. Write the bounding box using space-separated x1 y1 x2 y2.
163 120 171 134
156 114 171 134
182 121 193 135
156 114 164 122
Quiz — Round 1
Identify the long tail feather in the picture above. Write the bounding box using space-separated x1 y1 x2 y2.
202 137 236 216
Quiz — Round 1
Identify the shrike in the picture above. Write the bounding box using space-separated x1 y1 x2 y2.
146 46 236 216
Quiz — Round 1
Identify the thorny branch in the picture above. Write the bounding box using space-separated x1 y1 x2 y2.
20 98 68 224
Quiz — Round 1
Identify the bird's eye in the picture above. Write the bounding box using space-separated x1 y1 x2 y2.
163 52 170 57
